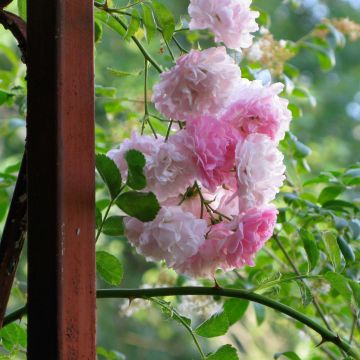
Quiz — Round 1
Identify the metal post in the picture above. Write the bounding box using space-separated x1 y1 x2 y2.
27 0 96 358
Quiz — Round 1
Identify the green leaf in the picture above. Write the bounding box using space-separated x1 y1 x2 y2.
96 154 122 199
17 0 27 20
206 345 239 360
300 229 319 272
253 303 266 326
142 4 157 43
349 280 360 308
125 150 147 190
292 87 316 107
96 207 102 230
116 191 160 222
0 323 26 351
95 85 117 98
95 10 126 37
325 272 352 302
274 351 302 360
125 9 141 40
96 251 123 286
102 216 125 236
95 20 103 43
337 236 355 263
152 1 175 42
223 299 249 326
195 311 229 338
296 281 313 307
318 185 344 204
107 67 143 78
304 42 336 71
323 232 342 272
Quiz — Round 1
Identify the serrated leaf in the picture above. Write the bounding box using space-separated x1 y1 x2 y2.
253 303 266 326
206 344 239 360
296 281 313 307
96 154 122 199
142 4 156 43
152 1 175 42
325 271 352 302
125 9 141 40
102 216 125 236
274 351 301 360
323 232 342 272
116 191 160 222
125 150 147 190
318 186 344 204
223 299 249 326
300 229 319 272
96 251 123 286
195 311 229 338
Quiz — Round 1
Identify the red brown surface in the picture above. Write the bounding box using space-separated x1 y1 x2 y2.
27 0 96 358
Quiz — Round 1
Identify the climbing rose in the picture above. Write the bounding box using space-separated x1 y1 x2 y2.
152 47 241 120
223 79 292 143
172 115 239 192
124 207 208 269
188 0 259 50
177 205 278 278
108 132 195 202
235 134 286 212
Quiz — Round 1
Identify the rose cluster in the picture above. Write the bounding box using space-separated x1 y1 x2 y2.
108 1 292 278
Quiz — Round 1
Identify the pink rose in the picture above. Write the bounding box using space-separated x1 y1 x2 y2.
189 0 259 50
124 207 208 269
178 205 277 278
235 134 285 212
152 47 241 120
108 132 195 202
172 115 239 192
223 79 292 143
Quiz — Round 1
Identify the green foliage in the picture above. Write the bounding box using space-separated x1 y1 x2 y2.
102 216 125 236
274 352 301 360
116 191 160 222
96 251 124 286
124 149 146 190
152 1 175 42
96 154 122 199
205 345 239 360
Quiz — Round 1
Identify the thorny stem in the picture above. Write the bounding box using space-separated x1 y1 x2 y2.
150 298 206 359
95 6 163 74
5 287 360 359
273 233 333 333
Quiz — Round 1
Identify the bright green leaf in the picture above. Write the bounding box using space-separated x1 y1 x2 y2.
323 232 342 272
325 271 352 302
223 299 249 326
142 4 157 43
274 351 302 360
300 229 319 272
318 186 344 205
96 154 122 199
95 10 126 37
349 280 360 308
152 1 175 42
96 251 123 286
116 191 160 222
195 311 229 338
17 0 27 20
206 344 239 360
0 323 26 351
125 9 141 41
337 236 355 263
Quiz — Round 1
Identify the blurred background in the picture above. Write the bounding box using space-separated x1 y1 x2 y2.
0 0 359 359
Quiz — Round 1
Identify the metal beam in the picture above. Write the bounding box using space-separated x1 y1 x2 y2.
27 0 96 358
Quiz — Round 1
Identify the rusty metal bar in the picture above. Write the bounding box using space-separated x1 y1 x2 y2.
27 0 96 358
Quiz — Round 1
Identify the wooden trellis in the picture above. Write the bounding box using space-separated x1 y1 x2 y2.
0 0 96 358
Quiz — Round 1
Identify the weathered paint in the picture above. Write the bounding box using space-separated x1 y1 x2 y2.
27 0 96 358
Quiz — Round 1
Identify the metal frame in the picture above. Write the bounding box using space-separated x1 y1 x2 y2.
26 0 96 358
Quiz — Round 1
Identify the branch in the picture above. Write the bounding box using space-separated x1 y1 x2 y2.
97 286 360 359
0 9 27 62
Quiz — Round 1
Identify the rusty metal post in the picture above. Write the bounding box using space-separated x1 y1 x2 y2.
27 0 96 358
